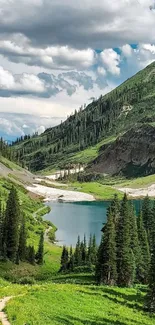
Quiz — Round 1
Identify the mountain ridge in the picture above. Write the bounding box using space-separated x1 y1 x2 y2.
11 61 155 175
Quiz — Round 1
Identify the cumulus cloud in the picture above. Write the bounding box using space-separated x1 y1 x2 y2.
100 49 121 75
0 0 155 50
0 36 95 70
0 66 46 97
0 68 108 98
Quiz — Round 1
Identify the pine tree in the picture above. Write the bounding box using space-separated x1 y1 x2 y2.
0 199 4 257
129 201 141 280
137 210 150 283
149 199 155 251
91 234 97 265
18 215 27 261
74 235 82 266
95 207 117 285
68 245 74 271
36 231 44 265
27 245 35 265
81 235 87 264
142 196 152 232
117 194 135 287
60 245 69 271
5 186 20 261
145 239 155 312
87 234 92 264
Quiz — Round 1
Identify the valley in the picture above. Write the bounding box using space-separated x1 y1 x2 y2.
1 63 155 325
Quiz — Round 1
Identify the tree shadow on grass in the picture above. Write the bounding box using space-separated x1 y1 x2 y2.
77 288 143 312
55 315 127 325
55 314 151 325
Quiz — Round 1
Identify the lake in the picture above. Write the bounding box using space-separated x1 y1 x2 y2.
44 200 141 247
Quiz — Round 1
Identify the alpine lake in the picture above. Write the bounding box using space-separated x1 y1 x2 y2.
44 200 141 247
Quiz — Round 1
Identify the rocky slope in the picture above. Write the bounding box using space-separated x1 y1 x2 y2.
89 124 155 177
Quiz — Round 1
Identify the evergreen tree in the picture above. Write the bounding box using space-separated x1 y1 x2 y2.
149 199 155 251
117 194 135 287
5 186 20 261
36 231 44 265
142 196 152 232
18 215 27 261
27 245 35 265
91 234 97 265
95 207 117 285
129 201 141 280
137 210 150 283
60 245 69 271
87 234 93 264
0 199 4 256
81 235 87 264
145 240 155 312
74 236 82 266
68 245 74 271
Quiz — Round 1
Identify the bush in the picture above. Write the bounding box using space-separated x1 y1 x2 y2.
18 276 36 285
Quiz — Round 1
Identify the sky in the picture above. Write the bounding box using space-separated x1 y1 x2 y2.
1 0 155 140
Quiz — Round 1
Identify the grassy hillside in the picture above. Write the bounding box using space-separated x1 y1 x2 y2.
0 280 154 325
11 61 155 172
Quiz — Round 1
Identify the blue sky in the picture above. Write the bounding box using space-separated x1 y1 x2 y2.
0 0 155 139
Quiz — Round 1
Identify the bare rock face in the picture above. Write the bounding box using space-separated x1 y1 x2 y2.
89 124 155 177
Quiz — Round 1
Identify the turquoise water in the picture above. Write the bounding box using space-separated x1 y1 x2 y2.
44 200 141 247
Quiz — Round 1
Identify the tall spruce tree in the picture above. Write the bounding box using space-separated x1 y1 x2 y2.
5 186 20 261
137 210 150 283
68 245 74 271
27 245 35 265
36 231 44 265
117 194 135 287
129 201 141 280
95 207 117 285
145 241 155 312
0 199 4 256
60 245 69 271
18 215 27 261
74 235 82 266
142 196 152 232
150 200 155 252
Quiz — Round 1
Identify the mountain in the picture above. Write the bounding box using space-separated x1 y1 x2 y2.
11 61 155 174
89 124 155 177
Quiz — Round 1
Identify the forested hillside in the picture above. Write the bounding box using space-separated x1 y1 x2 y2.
12 61 155 172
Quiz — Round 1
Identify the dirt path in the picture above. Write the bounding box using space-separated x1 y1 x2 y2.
44 226 52 244
0 297 13 325
32 206 46 219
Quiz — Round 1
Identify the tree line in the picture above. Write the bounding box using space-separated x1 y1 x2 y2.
60 194 155 312
0 186 44 265
60 234 97 272
11 71 155 172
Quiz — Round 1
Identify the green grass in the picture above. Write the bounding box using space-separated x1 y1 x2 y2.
3 282 155 325
71 182 123 200
0 156 23 171
118 174 155 189
68 136 117 165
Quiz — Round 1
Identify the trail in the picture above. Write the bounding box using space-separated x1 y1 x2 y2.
0 297 13 325
44 226 52 244
32 206 46 219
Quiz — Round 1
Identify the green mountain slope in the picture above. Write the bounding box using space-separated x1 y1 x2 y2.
12 61 155 173
89 124 155 177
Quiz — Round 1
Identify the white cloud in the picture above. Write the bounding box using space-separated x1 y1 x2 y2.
100 49 121 75
121 44 132 57
97 67 107 76
37 125 45 134
0 37 95 70
0 66 45 95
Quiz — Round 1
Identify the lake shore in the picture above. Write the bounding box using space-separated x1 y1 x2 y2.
116 183 155 197
27 183 95 202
